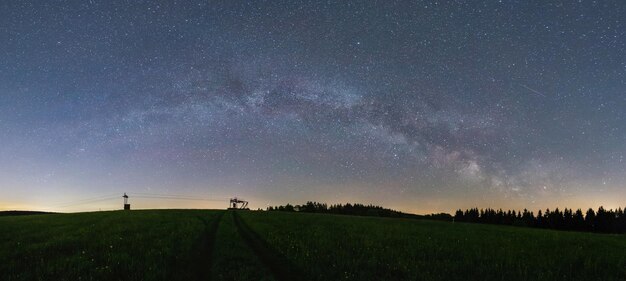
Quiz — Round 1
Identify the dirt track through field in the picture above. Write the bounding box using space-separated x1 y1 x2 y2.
186 211 306 281
190 212 224 281
232 211 309 281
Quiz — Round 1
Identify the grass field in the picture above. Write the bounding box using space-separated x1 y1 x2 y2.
0 210 221 280
240 211 626 281
1 210 625 281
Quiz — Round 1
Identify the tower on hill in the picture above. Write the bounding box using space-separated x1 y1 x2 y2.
123 193 130 210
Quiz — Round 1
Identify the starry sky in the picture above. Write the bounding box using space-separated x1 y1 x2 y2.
1 1 625 213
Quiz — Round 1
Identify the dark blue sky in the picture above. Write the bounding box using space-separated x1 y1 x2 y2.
1 1 624 212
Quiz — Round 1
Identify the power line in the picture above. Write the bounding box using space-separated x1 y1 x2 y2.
130 192 228 201
43 192 228 210
53 196 120 208
129 193 227 201
133 195 224 201
47 193 121 207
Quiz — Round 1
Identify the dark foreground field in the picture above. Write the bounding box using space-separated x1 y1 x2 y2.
0 210 624 281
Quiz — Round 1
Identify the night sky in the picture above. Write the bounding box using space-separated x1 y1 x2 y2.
1 1 624 213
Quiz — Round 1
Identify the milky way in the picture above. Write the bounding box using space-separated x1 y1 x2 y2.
1 1 624 212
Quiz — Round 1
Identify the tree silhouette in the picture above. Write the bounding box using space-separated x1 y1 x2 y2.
268 202 626 234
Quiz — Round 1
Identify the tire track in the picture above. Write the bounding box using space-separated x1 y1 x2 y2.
232 211 309 281
190 212 224 281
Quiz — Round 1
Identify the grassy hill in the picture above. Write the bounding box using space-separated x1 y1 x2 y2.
0 210 624 281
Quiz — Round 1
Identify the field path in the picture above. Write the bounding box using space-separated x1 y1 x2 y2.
190 212 224 281
232 211 309 281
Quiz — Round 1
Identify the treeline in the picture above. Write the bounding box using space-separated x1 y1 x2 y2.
0 211 55 217
454 206 626 233
266 201 452 221
266 202 626 234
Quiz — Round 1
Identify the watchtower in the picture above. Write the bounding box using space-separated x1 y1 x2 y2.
228 197 249 210
123 193 130 210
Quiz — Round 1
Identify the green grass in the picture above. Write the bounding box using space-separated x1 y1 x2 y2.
239 211 626 281
0 210 221 281
1 210 625 281
211 211 275 281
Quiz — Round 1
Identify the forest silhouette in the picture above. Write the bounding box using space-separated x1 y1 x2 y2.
268 202 626 234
